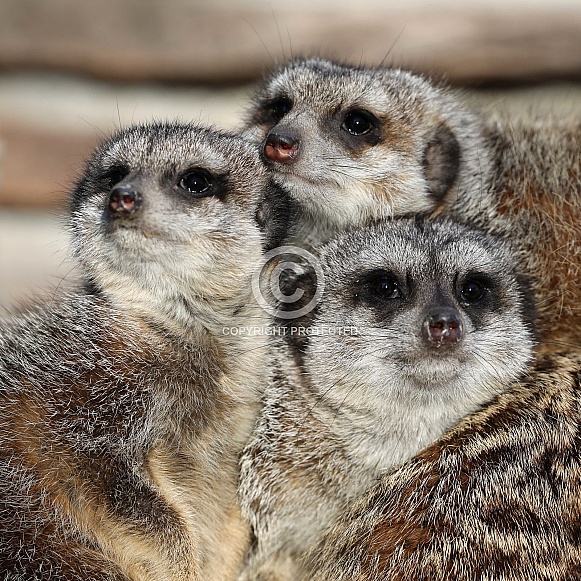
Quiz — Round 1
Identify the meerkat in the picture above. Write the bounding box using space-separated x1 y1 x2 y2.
0 121 274 581
309 349 581 581
238 218 535 580
242 57 581 349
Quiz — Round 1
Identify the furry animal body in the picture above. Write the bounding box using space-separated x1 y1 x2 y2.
242 57 581 579
239 219 535 580
0 122 272 581
309 350 581 581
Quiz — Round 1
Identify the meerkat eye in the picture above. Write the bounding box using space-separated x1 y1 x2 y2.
342 110 375 136
367 274 401 300
179 169 214 196
266 97 292 122
102 166 128 189
460 278 487 303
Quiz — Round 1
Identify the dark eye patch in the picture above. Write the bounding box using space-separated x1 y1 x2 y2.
460 279 486 303
101 166 128 190
455 272 506 330
355 270 404 302
368 274 401 300
255 96 293 125
457 273 495 306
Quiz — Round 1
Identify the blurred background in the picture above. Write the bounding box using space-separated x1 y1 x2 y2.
1 0 581 313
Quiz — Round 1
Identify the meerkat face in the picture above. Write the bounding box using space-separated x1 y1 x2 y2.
244 58 464 230
70 122 266 307
305 219 534 414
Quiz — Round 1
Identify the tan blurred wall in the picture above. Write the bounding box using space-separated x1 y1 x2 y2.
1 0 580 84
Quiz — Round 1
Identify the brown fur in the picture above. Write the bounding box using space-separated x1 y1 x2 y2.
239 220 535 580
242 58 581 578
309 350 581 580
243 58 581 350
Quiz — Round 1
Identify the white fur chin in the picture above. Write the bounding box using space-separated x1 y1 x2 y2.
283 171 434 234
292 181 392 229
308 329 533 474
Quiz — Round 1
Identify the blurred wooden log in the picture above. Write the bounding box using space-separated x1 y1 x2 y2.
0 123 95 209
0 0 580 84
0 75 248 208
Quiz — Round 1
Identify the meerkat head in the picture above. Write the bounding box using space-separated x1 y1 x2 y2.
244 58 488 231
69 122 268 327
304 219 535 420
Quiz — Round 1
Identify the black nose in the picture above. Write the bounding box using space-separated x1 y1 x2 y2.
263 132 300 164
107 185 142 217
423 308 463 347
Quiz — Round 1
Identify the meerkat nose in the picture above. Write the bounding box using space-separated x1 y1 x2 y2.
107 185 143 217
423 308 463 347
263 132 300 164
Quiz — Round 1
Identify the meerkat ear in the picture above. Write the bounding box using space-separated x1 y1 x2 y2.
422 125 460 201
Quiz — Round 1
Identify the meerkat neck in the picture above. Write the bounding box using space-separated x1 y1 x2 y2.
87 274 268 356
285 203 345 249
77 287 269 441
309 371 505 478
331 391 467 474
